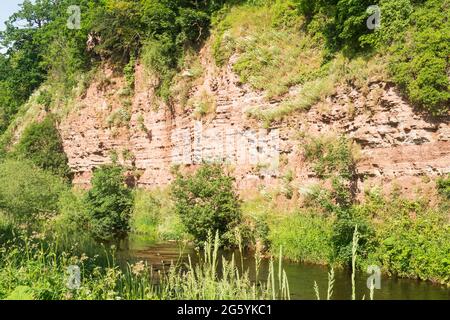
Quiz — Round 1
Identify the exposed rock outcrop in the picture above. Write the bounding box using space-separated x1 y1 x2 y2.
59 45 450 197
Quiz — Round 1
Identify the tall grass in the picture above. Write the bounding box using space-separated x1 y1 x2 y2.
0 232 290 300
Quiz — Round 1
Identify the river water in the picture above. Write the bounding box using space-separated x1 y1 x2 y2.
116 239 450 300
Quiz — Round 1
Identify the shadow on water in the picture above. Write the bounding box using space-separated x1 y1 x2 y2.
115 239 450 300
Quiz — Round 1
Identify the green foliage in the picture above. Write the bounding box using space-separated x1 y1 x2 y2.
362 194 450 285
131 188 187 242
0 160 66 221
171 163 242 245
304 135 356 181
15 116 71 180
388 0 449 115
36 90 52 109
269 211 334 264
330 208 374 266
57 188 90 234
139 0 215 101
84 165 133 241
88 0 143 63
304 135 357 208
0 0 93 133
437 175 450 200
212 3 324 99
124 55 136 90
4 286 35 300
0 233 290 300
141 35 178 101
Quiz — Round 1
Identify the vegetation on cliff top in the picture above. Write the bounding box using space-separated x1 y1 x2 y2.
0 0 448 139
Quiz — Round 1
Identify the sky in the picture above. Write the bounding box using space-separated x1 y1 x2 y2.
0 0 25 31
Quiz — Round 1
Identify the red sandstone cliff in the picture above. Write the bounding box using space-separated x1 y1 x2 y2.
58 45 450 198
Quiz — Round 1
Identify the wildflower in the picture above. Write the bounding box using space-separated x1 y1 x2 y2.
131 261 146 276
80 253 89 263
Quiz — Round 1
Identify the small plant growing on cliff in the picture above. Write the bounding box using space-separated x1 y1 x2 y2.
124 55 136 90
36 90 52 110
171 163 242 245
84 165 133 241
437 175 450 200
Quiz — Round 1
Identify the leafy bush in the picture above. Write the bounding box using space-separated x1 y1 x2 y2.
330 208 375 266
0 160 66 220
369 200 450 285
388 0 449 115
36 90 52 110
141 35 178 101
57 188 90 234
171 163 242 245
15 116 72 180
84 165 133 241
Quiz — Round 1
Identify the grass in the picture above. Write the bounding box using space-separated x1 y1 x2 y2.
0 232 290 300
313 226 374 300
212 3 390 126
213 3 324 100
245 53 389 125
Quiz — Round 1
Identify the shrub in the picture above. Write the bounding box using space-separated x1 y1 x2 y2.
330 208 375 266
388 0 449 115
84 165 133 241
131 188 187 242
36 90 52 110
171 163 242 245
0 160 66 220
15 116 71 180
371 206 450 284
123 55 136 90
141 35 178 101
131 189 161 241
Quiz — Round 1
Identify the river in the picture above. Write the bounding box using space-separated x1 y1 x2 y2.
115 238 450 300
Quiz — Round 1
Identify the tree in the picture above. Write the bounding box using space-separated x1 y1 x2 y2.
84 165 133 241
171 163 242 245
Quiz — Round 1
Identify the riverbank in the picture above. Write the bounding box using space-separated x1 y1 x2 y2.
127 186 450 287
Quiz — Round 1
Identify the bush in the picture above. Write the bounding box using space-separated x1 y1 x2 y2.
84 165 133 241
330 208 375 266
15 116 71 180
388 0 449 115
0 160 66 221
371 206 450 284
57 189 90 234
141 35 178 101
171 163 242 245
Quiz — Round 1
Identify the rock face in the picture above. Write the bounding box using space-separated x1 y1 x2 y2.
59 45 450 197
